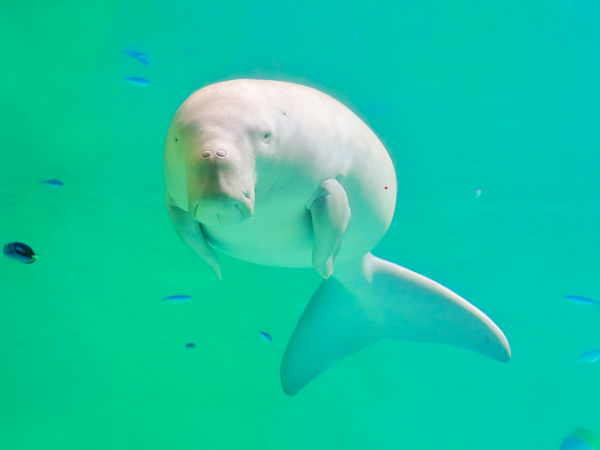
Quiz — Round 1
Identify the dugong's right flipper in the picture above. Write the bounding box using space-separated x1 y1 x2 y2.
307 178 351 279
166 192 222 280
281 252 510 396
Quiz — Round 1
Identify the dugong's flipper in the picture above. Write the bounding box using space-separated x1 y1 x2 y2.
281 253 510 396
307 178 351 279
166 192 222 280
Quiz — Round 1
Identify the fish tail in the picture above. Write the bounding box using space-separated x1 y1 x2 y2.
280 252 510 396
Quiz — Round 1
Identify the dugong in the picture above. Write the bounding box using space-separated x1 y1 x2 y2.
164 79 511 396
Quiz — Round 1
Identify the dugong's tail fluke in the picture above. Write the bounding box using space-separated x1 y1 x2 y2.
280 252 510 396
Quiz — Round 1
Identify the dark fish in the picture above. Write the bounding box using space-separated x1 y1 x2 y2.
185 343 196 349
3 242 38 264
260 331 272 343
42 179 64 187
125 50 151 65
125 77 150 87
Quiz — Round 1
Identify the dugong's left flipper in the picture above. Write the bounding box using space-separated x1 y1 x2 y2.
166 192 222 280
307 178 351 279
281 253 510 396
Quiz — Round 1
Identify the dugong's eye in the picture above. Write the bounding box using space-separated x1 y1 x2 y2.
263 132 271 141
202 150 211 158
174 137 178 143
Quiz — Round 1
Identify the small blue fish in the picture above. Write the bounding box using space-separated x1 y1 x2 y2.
36 179 64 188
474 188 482 198
125 50 151 65
566 295 599 306
125 77 151 87
185 343 196 349
163 294 191 303
580 350 600 363
260 331 272 343
3 242 38 264
42 179 63 187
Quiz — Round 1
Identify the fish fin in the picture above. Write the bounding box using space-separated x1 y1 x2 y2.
166 192 221 280
32 255 39 260
307 178 351 279
280 252 510 396
281 276 379 396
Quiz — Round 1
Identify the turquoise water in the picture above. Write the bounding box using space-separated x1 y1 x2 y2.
1 1 600 448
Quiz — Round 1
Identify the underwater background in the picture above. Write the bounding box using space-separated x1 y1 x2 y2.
1 0 599 448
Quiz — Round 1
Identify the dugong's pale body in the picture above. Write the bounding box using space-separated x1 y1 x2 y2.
164 79 511 396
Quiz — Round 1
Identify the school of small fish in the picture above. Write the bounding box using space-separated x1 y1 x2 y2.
4 49 276 354
125 49 151 87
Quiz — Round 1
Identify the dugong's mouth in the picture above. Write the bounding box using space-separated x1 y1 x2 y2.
193 195 253 226
215 204 248 225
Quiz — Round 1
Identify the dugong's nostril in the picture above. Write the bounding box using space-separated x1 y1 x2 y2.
216 149 227 157
202 150 211 159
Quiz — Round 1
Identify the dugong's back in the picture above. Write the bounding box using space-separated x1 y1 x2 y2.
173 79 397 268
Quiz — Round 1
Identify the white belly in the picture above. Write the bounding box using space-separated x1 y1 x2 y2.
203 206 313 267
202 163 396 268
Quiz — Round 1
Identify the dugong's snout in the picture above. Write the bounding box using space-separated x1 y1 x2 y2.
184 142 256 226
190 193 254 226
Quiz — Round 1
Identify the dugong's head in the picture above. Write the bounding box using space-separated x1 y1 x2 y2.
164 80 282 226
